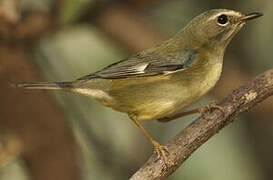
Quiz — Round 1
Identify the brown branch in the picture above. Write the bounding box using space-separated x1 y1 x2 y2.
131 68 273 179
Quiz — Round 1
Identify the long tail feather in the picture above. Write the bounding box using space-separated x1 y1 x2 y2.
15 82 73 90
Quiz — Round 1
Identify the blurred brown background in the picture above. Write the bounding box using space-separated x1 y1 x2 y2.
0 0 272 179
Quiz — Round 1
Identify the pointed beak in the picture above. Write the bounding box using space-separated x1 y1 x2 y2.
241 12 263 21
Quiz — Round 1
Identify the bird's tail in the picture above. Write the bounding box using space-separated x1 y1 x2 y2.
15 81 74 90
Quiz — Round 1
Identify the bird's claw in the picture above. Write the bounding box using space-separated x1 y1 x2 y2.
199 102 225 118
152 141 170 167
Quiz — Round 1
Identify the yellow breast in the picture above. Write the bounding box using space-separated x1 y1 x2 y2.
195 62 223 97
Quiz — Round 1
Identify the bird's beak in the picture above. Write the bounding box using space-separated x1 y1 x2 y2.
240 12 263 21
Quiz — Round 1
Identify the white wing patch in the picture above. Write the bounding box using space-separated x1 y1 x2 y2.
132 63 149 73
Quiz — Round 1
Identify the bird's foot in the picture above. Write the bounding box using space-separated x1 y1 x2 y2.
199 102 225 118
152 140 170 168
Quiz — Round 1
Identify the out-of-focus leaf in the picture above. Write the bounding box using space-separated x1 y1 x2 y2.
60 0 95 24
21 0 51 11
0 160 29 180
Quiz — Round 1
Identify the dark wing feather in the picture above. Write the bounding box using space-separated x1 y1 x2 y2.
78 50 197 80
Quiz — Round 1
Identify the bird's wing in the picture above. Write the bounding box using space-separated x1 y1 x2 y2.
78 50 197 80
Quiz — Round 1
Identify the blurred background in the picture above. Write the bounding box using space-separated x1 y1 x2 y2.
0 0 272 179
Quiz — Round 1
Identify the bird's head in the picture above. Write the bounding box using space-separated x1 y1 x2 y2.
179 9 263 50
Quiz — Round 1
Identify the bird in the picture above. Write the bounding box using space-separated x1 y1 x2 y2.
16 9 262 163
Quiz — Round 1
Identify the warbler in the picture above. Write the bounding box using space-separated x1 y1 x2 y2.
16 9 262 162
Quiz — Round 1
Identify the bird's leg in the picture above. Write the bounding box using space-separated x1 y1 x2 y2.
130 116 169 164
158 102 225 123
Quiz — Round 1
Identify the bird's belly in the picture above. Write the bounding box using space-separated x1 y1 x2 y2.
109 86 190 121
105 77 200 121
101 62 222 121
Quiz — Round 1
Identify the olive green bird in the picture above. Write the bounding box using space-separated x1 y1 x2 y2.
16 9 262 162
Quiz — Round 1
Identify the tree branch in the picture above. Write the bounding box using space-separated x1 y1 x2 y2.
131 68 273 180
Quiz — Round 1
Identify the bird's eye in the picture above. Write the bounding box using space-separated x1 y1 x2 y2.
217 14 229 26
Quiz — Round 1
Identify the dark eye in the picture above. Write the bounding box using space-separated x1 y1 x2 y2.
217 14 229 26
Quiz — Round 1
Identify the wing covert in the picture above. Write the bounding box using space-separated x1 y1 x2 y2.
78 49 197 80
